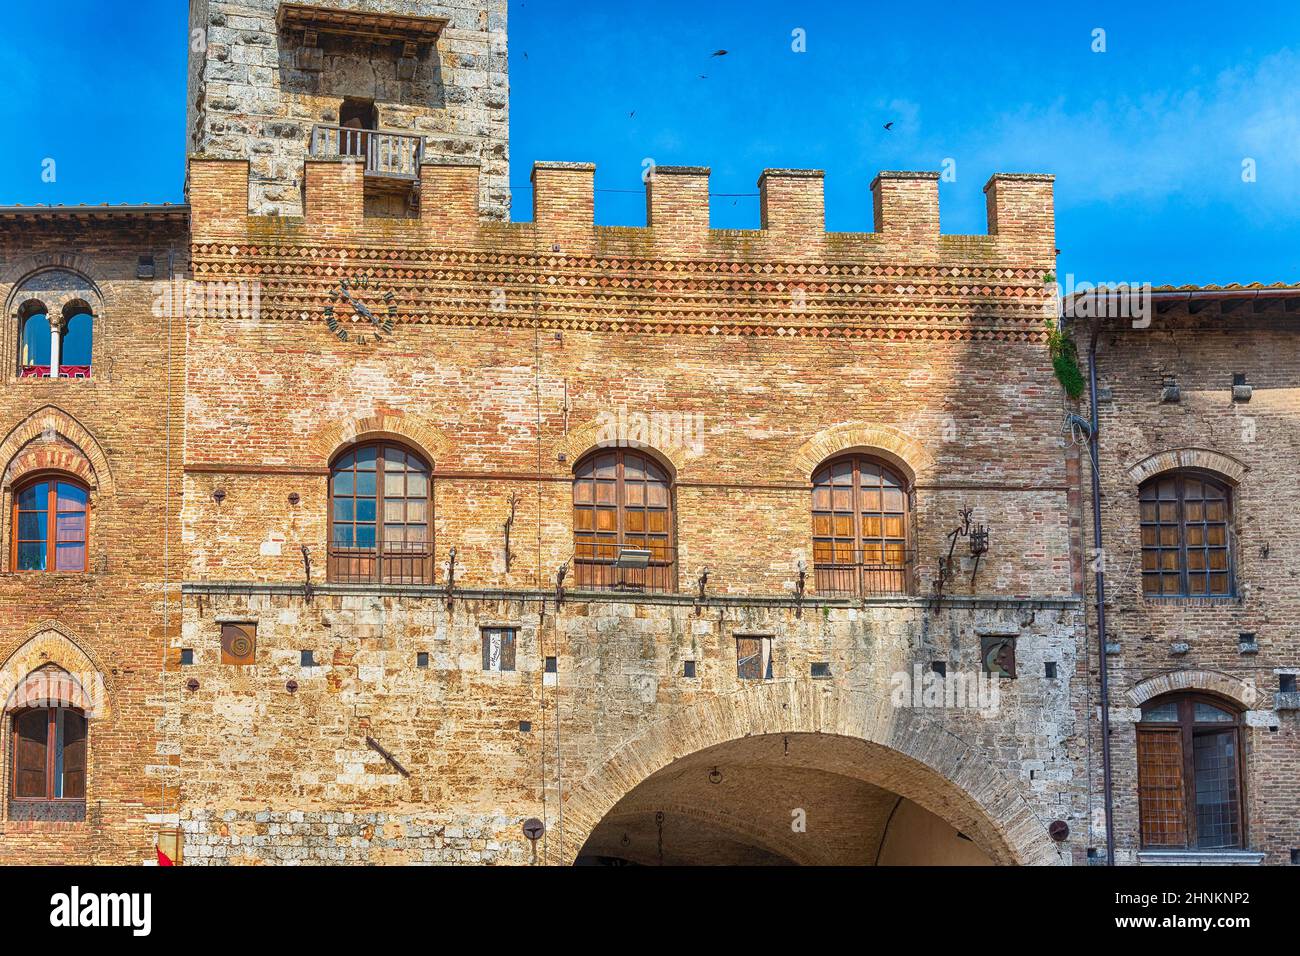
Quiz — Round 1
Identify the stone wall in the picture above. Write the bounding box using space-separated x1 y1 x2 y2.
189 0 510 218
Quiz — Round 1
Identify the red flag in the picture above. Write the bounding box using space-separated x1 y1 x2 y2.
157 847 174 866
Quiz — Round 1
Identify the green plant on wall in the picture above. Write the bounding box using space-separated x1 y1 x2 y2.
1045 319 1085 398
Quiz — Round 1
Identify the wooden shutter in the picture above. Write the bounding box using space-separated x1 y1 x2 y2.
499 630 516 672
13 709 49 799
60 710 87 800
1137 726 1187 847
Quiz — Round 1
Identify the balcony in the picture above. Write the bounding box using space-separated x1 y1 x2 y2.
572 543 677 594
309 125 425 182
813 549 915 597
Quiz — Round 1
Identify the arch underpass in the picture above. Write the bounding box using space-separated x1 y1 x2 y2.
561 681 1065 866
574 733 995 865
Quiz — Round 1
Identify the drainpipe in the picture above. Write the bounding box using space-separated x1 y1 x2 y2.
1087 325 1116 865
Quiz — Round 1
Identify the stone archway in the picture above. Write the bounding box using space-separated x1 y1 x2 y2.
559 680 1064 866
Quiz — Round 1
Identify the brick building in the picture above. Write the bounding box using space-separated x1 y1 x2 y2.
1077 289 1300 865
0 0 1291 866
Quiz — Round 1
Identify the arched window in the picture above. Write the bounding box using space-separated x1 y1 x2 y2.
812 455 910 595
18 303 51 375
328 442 432 584
1137 694 1244 849
8 665 88 821
60 301 94 376
573 449 674 592
1139 472 1234 597
11 477 89 572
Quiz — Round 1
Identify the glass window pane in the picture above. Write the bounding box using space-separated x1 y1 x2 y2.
1142 700 1179 722
384 472 405 497
355 525 376 548
17 482 47 509
62 312 93 366
56 483 87 511
1194 702 1234 723
356 498 377 523
21 314 51 366
1193 731 1240 849
332 471 354 496
55 514 85 542
55 543 85 571
18 511 47 541
18 542 46 570
355 446 377 470
333 498 354 522
406 472 428 498
356 471 377 497
333 524 355 547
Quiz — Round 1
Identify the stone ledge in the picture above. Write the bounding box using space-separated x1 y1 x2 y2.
1136 850 1265 866
180 580 1084 611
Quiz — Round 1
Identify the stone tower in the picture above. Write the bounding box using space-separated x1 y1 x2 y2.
187 0 509 218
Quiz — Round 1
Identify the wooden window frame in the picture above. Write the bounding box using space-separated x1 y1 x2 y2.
9 473 90 574
1139 471 1235 599
9 705 88 807
480 627 517 672
327 441 433 585
811 454 912 596
1136 693 1246 850
572 448 676 592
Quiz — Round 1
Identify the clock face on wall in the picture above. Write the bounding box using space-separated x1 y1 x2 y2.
324 274 397 345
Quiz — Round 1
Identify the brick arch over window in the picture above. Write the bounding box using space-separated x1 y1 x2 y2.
557 419 687 480
1 254 105 296
1126 669 1256 710
1126 449 1247 487
793 423 931 485
0 406 113 494
312 413 450 468
560 679 1063 866
0 621 115 723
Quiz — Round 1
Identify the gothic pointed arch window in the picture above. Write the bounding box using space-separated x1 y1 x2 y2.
572 448 675 592
1136 694 1245 849
328 441 432 584
1139 471 1235 597
811 454 911 595
7 665 89 822
10 475 89 572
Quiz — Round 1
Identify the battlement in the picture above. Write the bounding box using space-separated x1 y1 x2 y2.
188 157 1055 264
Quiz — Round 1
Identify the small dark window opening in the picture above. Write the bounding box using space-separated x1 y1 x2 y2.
180 649 194 666
482 628 517 672
683 660 697 679
1282 674 1298 694
544 656 558 674
1045 662 1058 679
300 650 316 667
810 662 831 679
416 652 429 669
930 661 947 677
518 720 532 733
736 636 773 681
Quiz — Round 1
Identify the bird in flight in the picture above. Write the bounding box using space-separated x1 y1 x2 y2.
883 121 894 131
711 49 728 57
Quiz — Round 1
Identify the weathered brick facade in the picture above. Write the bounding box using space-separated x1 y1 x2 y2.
1081 304 1300 865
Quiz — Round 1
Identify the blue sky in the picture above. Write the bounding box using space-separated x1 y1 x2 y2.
2 0 1298 284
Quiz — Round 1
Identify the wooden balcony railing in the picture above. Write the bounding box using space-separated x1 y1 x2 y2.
328 540 434 585
813 549 915 597
309 124 425 181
